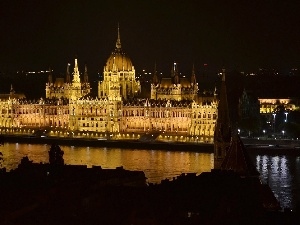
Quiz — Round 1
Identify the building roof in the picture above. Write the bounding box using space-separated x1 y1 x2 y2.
105 52 133 72
105 26 134 72
0 93 26 100
54 78 65 87
159 77 191 88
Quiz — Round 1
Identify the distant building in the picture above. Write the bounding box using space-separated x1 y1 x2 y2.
0 26 218 143
98 26 141 101
45 60 90 99
259 98 296 115
150 63 198 101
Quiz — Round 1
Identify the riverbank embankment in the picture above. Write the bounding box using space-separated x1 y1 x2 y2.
1 134 214 153
2 135 300 155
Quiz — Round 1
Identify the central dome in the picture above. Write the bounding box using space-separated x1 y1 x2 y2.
105 51 133 71
105 27 134 72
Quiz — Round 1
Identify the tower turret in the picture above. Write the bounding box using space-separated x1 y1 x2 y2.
72 58 80 83
48 67 53 84
191 64 197 86
116 23 121 50
70 58 82 100
84 64 88 83
98 24 140 100
66 63 71 83
10 84 15 96
172 62 180 85
152 62 159 85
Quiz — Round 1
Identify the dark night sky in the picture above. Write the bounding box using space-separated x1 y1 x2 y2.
1 0 300 79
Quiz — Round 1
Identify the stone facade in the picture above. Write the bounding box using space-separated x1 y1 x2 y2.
0 27 218 143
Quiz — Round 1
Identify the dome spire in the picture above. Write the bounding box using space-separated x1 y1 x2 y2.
191 63 197 85
84 63 88 83
116 23 121 49
152 62 159 85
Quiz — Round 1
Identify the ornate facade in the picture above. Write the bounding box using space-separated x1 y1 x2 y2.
0 27 218 143
98 26 140 101
151 63 198 101
45 59 90 99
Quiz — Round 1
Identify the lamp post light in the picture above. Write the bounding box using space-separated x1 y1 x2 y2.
282 130 285 139
263 129 266 139
272 113 276 134
284 112 288 122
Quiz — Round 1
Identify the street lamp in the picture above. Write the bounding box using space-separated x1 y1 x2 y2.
272 113 276 133
263 129 266 139
282 130 285 138
284 112 288 122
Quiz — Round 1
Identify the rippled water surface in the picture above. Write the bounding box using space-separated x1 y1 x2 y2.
1 143 300 209
253 154 300 209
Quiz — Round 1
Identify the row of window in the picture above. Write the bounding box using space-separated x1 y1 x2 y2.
193 113 217 119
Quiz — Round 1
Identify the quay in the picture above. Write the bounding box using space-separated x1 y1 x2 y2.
2 134 300 155
0 134 214 153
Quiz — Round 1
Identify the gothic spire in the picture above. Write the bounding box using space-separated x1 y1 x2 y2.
10 84 15 95
214 68 231 169
171 62 180 84
214 84 217 98
84 63 88 83
116 23 121 49
66 63 71 83
152 62 159 85
221 133 259 177
191 63 197 85
72 58 80 83
217 69 230 130
48 67 53 84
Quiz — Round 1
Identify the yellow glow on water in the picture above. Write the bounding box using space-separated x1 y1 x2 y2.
1 143 213 184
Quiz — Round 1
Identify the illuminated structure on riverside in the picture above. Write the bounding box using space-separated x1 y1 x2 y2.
0 27 218 143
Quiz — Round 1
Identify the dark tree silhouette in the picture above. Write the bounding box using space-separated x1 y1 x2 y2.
48 144 64 165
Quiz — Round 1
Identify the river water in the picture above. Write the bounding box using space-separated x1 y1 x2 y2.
1 143 300 210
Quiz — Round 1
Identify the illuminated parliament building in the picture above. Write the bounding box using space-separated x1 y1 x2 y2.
0 28 218 143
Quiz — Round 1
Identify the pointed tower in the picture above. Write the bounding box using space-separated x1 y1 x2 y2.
151 62 159 100
172 62 180 85
214 69 231 169
70 58 82 100
221 133 259 177
66 63 71 83
48 67 53 84
191 64 197 86
83 64 88 83
98 24 140 100
46 68 52 98
116 23 122 50
152 62 159 85
213 84 218 98
72 58 80 83
10 84 15 96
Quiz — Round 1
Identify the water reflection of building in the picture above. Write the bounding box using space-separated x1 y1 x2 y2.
255 154 295 209
0 27 218 142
